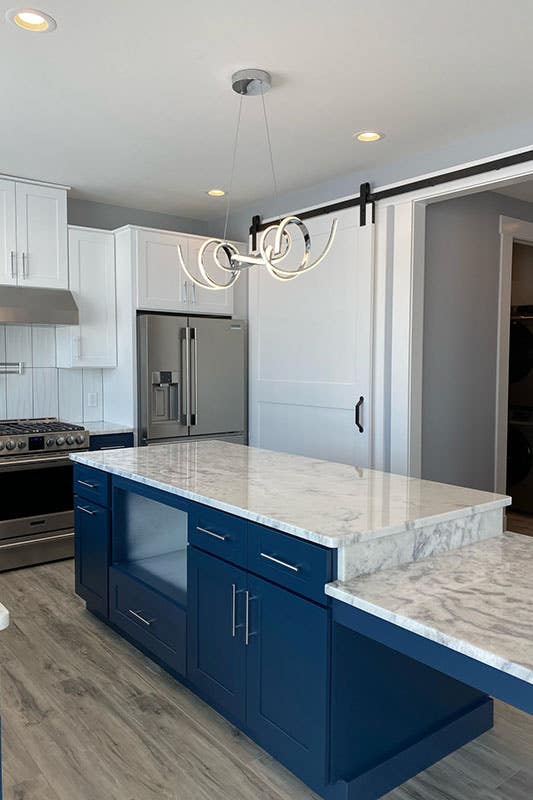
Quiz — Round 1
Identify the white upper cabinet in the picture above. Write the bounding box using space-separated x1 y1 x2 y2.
0 179 68 289
136 228 189 312
0 180 17 285
15 182 68 289
135 228 236 316
57 227 117 368
186 237 234 316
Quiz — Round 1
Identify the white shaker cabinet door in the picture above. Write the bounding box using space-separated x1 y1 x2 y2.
57 227 117 368
15 182 68 289
186 236 235 316
0 179 17 285
136 229 189 312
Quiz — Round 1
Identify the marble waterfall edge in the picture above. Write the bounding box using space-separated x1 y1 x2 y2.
337 507 504 581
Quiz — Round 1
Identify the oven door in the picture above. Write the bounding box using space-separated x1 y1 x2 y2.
0 453 74 542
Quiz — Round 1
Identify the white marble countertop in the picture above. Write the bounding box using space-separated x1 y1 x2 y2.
85 421 135 436
326 532 533 684
0 602 9 631
70 441 510 548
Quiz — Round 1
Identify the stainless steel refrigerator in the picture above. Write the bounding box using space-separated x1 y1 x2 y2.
138 313 247 446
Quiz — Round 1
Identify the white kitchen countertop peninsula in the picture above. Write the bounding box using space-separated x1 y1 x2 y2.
326 532 533 685
71 441 510 580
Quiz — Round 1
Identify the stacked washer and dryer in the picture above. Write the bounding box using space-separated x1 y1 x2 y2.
507 305 533 512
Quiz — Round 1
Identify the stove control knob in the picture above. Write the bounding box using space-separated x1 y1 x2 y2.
66 435 75 445
75 434 85 445
5 440 16 451
46 438 54 447
56 436 65 446
0 441 4 451
17 440 26 449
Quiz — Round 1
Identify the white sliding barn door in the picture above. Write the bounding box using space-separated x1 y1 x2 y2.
248 208 374 466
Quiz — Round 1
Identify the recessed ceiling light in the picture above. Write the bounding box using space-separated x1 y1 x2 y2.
6 8 57 32
354 130 384 143
207 189 225 197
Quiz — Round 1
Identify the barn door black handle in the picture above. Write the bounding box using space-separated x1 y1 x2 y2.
355 396 364 433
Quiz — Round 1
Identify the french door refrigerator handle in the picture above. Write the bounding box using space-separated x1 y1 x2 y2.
182 327 191 426
191 327 198 425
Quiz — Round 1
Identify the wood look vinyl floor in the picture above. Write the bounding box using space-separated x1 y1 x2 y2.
506 511 533 537
0 561 531 800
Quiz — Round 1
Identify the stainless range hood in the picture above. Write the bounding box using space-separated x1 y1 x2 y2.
0 286 79 325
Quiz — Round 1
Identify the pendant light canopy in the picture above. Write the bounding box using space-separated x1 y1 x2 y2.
178 69 338 290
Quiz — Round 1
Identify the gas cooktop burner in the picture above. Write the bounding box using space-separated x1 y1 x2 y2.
0 418 88 456
0 419 85 435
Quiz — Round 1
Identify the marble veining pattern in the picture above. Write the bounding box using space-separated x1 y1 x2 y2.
338 507 503 580
327 532 533 684
71 441 510 549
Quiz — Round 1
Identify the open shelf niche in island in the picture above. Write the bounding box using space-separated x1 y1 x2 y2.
112 485 188 609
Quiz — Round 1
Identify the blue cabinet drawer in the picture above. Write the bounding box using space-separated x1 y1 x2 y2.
89 432 134 451
109 566 186 677
247 524 333 605
188 504 247 567
74 464 110 507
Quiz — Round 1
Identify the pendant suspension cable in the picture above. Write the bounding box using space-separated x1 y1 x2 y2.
260 87 281 218
223 93 244 242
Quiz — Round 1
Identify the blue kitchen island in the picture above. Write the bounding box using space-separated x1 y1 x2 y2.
70 441 531 800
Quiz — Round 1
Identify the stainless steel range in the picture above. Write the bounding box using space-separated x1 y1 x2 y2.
0 418 89 571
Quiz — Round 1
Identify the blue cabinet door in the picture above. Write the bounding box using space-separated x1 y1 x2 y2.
246 574 329 788
74 497 110 616
187 547 246 723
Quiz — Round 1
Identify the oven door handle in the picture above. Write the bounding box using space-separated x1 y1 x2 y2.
0 455 72 469
0 532 74 550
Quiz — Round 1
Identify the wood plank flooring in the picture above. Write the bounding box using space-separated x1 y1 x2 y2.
0 560 531 799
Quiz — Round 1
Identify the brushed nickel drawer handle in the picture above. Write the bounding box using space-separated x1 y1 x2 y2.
245 590 250 646
196 526 227 542
77 479 97 489
231 583 236 637
260 552 299 573
128 609 155 627
77 505 95 516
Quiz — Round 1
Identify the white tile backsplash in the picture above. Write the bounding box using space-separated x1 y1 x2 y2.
32 325 57 368
2 324 104 423
82 369 104 421
33 368 59 418
7 369 33 418
6 325 32 367
58 368 83 422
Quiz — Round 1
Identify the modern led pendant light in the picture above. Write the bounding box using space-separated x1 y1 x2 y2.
178 69 338 290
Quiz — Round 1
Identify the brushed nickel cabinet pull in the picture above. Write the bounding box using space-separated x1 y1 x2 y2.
128 609 155 627
77 505 95 516
77 479 97 489
196 526 227 542
245 590 250 645
231 583 236 637
259 552 299 573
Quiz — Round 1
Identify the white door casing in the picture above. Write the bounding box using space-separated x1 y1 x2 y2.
248 208 374 467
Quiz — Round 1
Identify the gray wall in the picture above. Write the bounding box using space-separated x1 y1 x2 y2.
68 198 207 235
422 191 533 492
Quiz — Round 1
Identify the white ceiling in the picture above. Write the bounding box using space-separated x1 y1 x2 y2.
2 0 533 219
